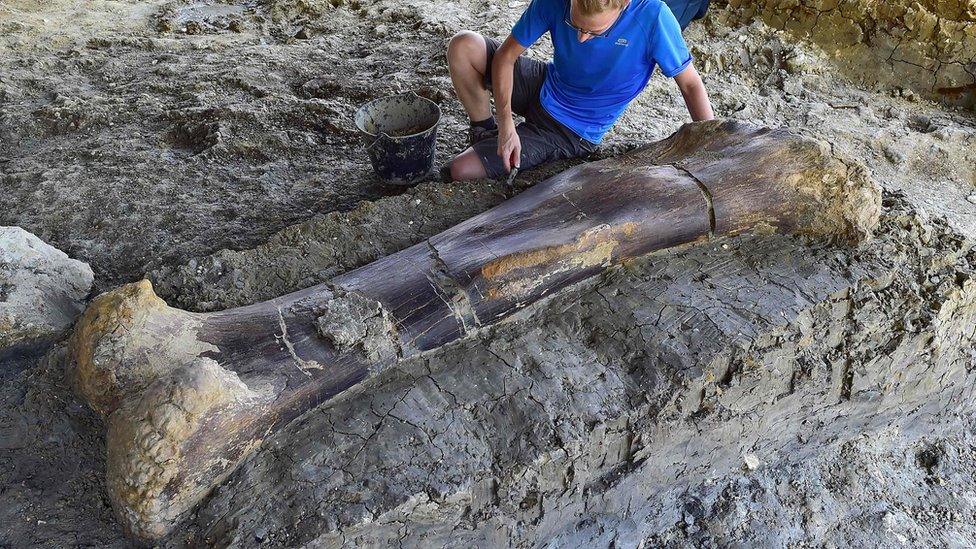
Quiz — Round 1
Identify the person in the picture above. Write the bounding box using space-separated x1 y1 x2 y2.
443 0 714 182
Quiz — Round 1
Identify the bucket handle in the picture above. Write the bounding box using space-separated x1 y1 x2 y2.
365 131 393 153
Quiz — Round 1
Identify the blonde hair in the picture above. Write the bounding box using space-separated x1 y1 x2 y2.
573 0 628 16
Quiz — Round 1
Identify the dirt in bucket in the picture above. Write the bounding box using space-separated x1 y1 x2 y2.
388 123 432 137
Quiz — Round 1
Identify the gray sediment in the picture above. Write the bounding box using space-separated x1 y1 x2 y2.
168 192 976 547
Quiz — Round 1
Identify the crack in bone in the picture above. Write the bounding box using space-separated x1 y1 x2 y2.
275 306 318 377
673 164 717 238
425 240 481 334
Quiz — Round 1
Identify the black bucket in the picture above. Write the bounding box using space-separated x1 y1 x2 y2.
354 92 441 185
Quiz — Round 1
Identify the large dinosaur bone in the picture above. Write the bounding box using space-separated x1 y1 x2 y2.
67 120 880 541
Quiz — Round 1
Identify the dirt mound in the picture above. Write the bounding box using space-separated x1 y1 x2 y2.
168 192 976 547
724 0 976 108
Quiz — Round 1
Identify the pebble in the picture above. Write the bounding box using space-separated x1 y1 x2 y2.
743 453 760 470
883 146 906 164
966 194 976 205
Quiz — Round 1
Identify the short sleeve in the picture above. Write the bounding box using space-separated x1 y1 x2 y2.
512 0 557 48
648 4 692 78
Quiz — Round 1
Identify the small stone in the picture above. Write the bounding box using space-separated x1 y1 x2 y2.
883 146 906 164
743 453 760 470
374 24 388 37
784 52 804 74
908 114 935 134
967 194 976 205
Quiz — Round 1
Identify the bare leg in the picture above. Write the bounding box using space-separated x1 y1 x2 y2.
450 147 488 180
447 31 492 122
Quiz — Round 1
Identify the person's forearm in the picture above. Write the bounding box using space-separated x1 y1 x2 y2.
680 81 714 121
673 65 714 121
491 53 517 130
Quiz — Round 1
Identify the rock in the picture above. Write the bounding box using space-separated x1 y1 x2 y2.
883 145 907 164
724 0 976 109
0 227 93 355
908 114 935 133
967 194 976 205
744 453 761 470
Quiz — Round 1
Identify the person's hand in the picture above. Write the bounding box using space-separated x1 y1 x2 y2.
496 123 521 173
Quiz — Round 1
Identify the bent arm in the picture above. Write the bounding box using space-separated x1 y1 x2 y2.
492 35 528 132
674 64 714 121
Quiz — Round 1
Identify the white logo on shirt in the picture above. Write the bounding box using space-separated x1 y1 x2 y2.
615 38 628 46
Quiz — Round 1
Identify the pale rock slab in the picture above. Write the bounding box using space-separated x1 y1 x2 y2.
0 227 93 355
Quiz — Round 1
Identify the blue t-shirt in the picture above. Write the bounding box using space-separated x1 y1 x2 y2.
512 0 692 143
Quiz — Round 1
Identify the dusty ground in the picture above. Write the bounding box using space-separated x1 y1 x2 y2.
1 0 976 546
161 194 976 548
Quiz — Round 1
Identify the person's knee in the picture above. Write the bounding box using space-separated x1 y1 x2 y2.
448 149 487 181
447 30 484 68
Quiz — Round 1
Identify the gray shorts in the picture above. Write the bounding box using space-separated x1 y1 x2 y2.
476 36 597 179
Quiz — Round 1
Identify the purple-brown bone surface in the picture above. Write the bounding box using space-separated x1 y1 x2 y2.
67 120 881 541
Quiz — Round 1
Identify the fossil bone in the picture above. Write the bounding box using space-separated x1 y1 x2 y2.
67 120 881 541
